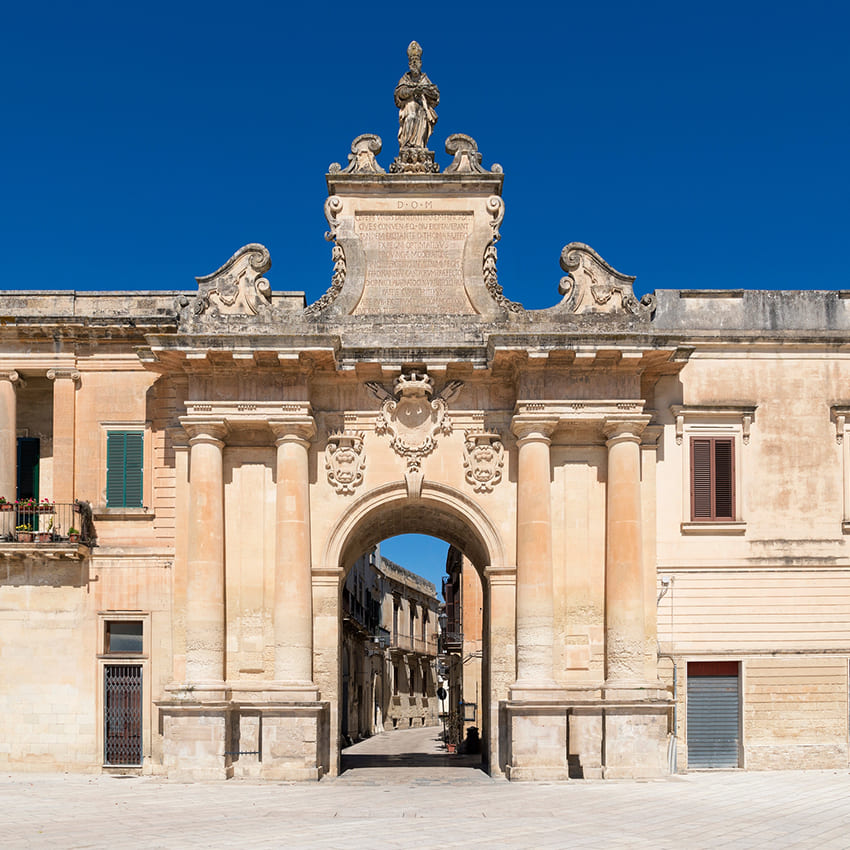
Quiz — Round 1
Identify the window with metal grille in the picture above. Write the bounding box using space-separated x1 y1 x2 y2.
690 437 735 521
106 431 143 508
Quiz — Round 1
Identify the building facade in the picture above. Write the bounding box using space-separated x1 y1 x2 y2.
341 546 439 743
0 45 848 780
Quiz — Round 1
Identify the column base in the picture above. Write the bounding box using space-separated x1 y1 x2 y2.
157 681 329 781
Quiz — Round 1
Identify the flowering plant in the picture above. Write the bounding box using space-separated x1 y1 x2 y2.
15 523 31 532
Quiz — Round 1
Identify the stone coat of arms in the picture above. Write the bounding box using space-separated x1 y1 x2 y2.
325 431 366 495
463 431 505 493
366 372 463 472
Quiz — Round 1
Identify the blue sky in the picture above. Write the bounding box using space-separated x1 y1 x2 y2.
4 0 847 588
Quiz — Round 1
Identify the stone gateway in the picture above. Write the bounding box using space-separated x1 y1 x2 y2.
1 45 850 780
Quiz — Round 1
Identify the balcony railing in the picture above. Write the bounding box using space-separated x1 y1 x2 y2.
440 630 464 653
0 501 92 546
391 632 438 657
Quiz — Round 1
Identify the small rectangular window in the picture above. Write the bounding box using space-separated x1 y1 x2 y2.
106 431 144 508
691 437 735 521
106 621 143 654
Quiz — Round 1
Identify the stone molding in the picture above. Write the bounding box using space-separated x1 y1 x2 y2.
269 418 317 445
46 368 81 383
180 418 229 445
671 404 756 445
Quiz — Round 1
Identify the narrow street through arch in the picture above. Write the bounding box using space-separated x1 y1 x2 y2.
338 725 488 784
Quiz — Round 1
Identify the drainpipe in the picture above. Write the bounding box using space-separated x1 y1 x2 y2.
657 575 677 774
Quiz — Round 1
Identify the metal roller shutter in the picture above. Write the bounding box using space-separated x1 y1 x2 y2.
687 674 739 768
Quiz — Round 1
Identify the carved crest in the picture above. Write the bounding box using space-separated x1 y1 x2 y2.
366 372 463 472
558 243 656 318
194 244 272 317
325 431 366 495
463 431 505 493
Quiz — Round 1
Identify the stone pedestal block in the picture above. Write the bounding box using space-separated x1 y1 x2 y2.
602 704 671 779
258 704 328 781
569 708 604 779
159 687 330 782
160 707 231 782
504 700 570 781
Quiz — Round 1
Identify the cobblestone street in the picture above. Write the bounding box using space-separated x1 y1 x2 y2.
4 727 850 849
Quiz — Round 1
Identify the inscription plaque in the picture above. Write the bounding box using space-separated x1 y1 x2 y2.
353 212 474 314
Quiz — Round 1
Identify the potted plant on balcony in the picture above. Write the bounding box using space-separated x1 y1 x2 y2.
67 527 80 544
15 523 33 543
0 497 13 511
36 498 54 513
34 517 54 543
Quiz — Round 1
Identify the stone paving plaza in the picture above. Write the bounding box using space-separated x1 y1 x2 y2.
3 727 850 849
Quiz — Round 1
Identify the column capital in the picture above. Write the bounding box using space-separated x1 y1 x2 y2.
603 415 651 445
269 417 316 445
0 370 20 385
46 368 81 383
511 415 558 443
180 417 229 445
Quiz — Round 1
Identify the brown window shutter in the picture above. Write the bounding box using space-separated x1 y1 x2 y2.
691 438 713 519
690 436 736 521
713 438 734 520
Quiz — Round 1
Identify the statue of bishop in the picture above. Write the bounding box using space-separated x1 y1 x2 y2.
391 41 440 173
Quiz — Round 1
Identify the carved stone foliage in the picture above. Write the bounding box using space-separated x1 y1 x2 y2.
558 243 656 318
463 431 505 493
325 431 366 495
483 196 523 314
328 134 386 175
366 372 463 473
193 244 272 318
304 196 346 316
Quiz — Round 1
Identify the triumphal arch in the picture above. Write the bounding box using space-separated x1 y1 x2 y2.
150 42 676 780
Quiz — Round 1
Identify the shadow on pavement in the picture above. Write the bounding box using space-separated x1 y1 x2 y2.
340 751 484 772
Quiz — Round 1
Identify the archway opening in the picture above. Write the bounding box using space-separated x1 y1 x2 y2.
334 504 492 777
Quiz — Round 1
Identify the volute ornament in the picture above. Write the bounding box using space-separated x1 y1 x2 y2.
325 431 366 495
366 372 463 473
558 242 656 318
463 431 505 493
304 196 346 316
193 244 272 317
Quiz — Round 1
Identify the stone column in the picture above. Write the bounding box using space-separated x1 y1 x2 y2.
182 420 228 683
47 369 80 504
269 418 317 690
511 416 559 689
603 417 651 685
0 371 19 503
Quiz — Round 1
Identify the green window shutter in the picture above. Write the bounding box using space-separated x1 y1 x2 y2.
106 431 144 508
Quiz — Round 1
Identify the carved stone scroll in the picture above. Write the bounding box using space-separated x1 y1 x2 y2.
367 372 462 473
557 242 656 318
325 431 366 495
444 134 486 174
463 430 505 493
194 244 272 317
483 196 523 313
340 134 386 175
304 197 346 316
